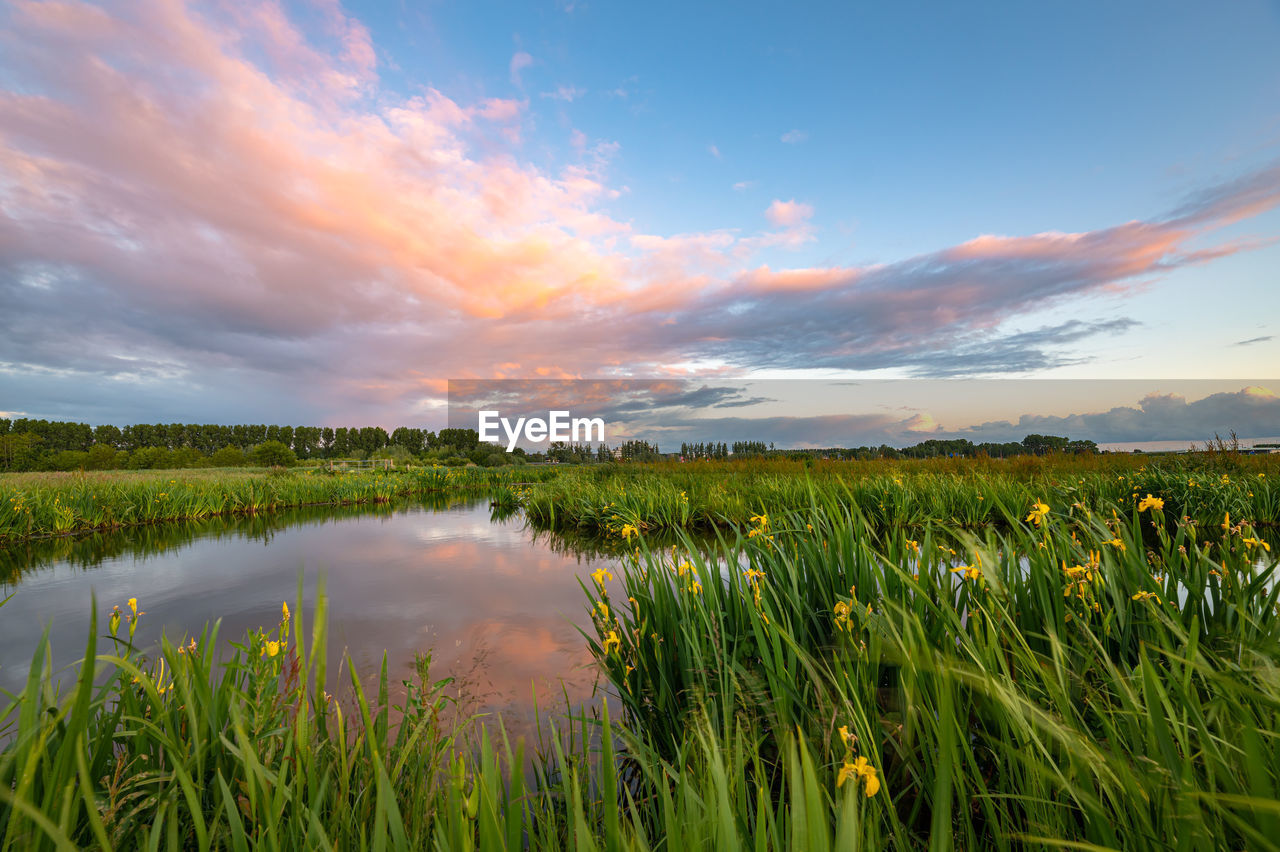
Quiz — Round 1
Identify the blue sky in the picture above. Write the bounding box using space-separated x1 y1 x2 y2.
359 0 1280 244
0 0 1278 436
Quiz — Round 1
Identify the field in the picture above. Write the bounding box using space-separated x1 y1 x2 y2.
2 454 1279 850
0 466 552 541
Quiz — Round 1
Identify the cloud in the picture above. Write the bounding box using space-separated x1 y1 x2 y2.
952 386 1280 445
780 129 808 144
449 381 1280 449
1234 335 1272 346
732 181 754 191
764 199 813 227
707 144 721 159
0 0 1277 425
540 84 585 102
509 50 532 85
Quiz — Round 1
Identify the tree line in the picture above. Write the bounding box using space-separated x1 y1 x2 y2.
675 434 1097 461
0 416 1099 473
0 419 505 472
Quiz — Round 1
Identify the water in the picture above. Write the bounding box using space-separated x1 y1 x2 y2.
0 498 622 732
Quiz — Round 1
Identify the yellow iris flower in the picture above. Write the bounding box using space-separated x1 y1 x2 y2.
837 755 880 797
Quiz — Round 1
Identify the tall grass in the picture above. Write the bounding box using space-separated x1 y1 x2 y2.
583 486 1280 848
0 466 553 541
1 590 905 850
524 457 1280 535
4 459 1279 849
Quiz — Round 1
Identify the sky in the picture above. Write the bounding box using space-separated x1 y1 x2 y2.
1 0 1279 444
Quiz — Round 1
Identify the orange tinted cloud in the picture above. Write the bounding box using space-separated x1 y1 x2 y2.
0 0 1277 424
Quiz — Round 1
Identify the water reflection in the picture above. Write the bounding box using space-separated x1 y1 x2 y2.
0 499 621 736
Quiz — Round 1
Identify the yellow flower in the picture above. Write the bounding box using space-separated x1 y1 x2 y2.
951 564 982 582
1221 512 1231 531
1131 591 1160 603
1063 563 1089 580
591 567 614 586
1025 501 1050 527
905 539 919 554
262 640 281 657
619 523 639 540
602 630 621 654
837 756 880 797
1242 537 1271 552
1104 537 1125 550
128 597 138 616
1137 494 1164 513
281 601 290 622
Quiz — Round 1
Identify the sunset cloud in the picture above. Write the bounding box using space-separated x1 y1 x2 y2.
764 199 814 228
0 0 1277 426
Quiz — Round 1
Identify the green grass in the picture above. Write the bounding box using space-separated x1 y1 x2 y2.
3 456 1280 849
0 466 554 541
523 456 1280 536
581 484 1280 849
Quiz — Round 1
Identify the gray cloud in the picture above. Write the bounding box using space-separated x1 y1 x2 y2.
1 1 1278 426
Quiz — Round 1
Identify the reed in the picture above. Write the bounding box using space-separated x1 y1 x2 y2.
4 458 1279 848
0 466 554 541
523 456 1280 535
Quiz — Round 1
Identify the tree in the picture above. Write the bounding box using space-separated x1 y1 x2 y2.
51 450 89 471
0 433 42 471
249 441 297 467
210 445 247 467
372 445 413 466
1022 434 1070 456
436 428 481 454
85 444 118 470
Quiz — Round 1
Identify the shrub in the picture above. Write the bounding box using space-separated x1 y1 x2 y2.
209 445 247 467
248 440 297 467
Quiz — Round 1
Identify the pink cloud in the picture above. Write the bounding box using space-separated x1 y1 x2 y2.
764 198 814 227
508 50 532 85
0 0 1276 424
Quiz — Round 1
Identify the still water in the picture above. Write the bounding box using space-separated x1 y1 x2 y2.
0 498 621 729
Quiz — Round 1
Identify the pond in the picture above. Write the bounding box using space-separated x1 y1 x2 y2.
0 497 623 734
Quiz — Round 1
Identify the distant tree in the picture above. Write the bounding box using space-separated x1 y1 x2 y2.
93 424 123 449
1022 434 1070 456
169 447 205 469
436 428 481 454
210 445 247 467
249 441 297 467
0 433 42 471
126 447 166 469
51 450 89 471
85 444 118 470
372 444 413 466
